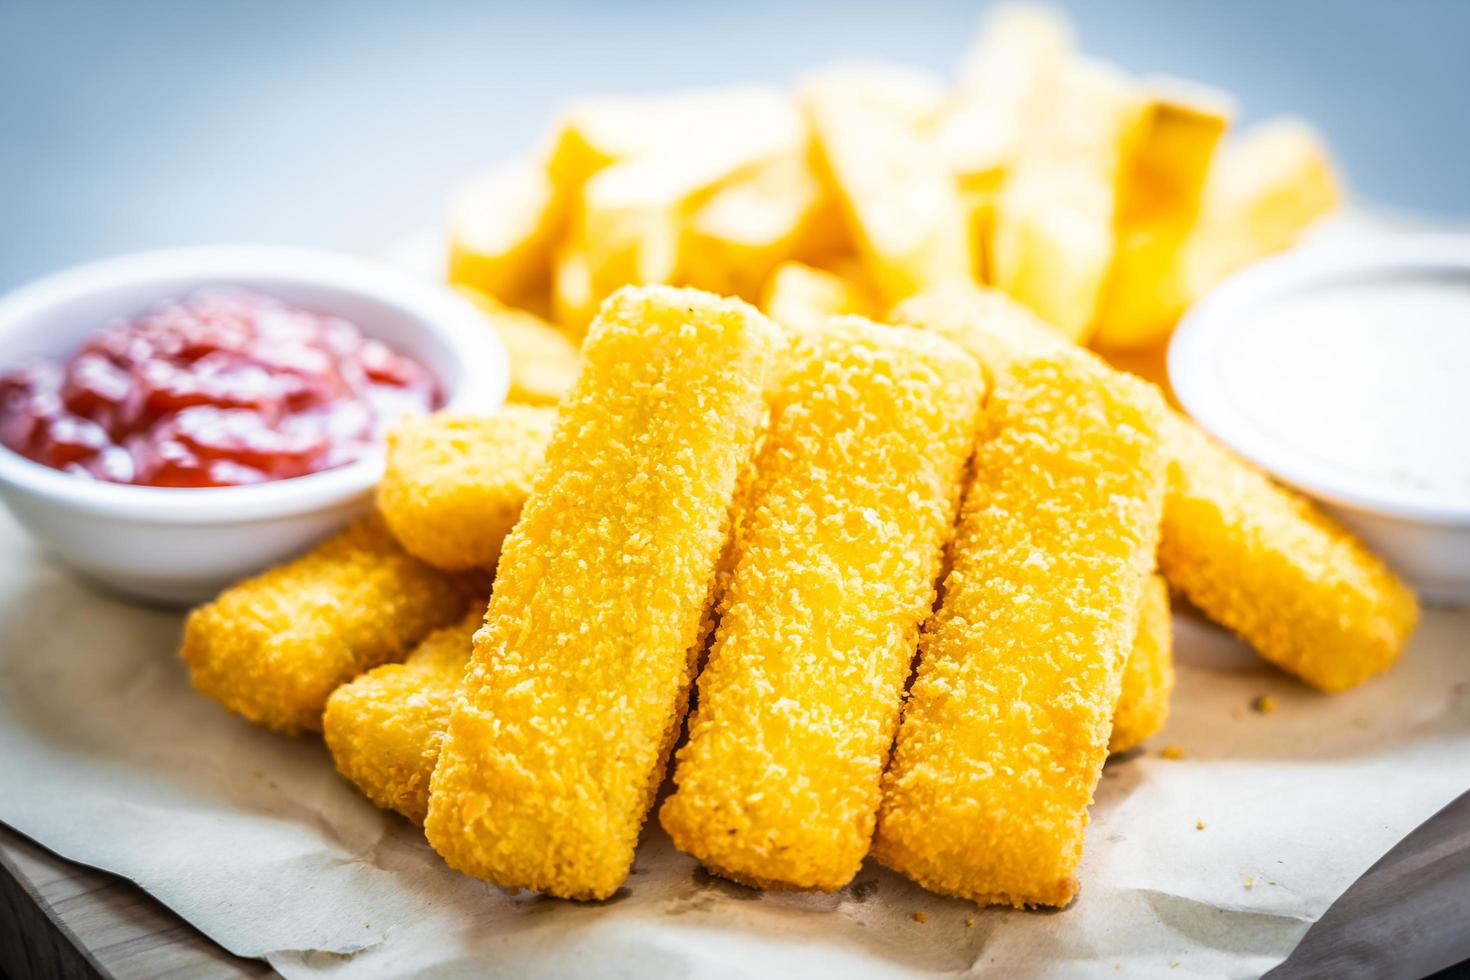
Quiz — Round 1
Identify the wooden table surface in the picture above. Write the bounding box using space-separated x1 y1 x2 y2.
2 793 1467 980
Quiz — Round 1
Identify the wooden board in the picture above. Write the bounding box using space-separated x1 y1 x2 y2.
3 795 1467 980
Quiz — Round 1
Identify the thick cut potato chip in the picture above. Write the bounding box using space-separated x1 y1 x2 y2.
455 287 579 406
759 260 874 334
1185 118 1340 290
991 59 1146 341
551 244 598 336
679 153 843 301
804 70 974 307
446 160 561 310
940 2 1074 181
571 89 804 324
1091 82 1231 350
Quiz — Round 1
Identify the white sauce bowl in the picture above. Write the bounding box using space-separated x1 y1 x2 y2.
1170 235 1470 604
0 246 506 606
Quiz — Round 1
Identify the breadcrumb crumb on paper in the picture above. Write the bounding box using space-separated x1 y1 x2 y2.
890 283 1419 692
1110 574 1175 753
873 349 1168 909
378 407 556 571
424 285 781 901
324 612 482 825
179 515 482 736
660 316 984 892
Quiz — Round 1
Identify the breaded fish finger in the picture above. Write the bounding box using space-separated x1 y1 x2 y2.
378 407 556 571
1157 414 1418 691
424 286 781 900
890 284 1418 691
660 316 984 891
180 515 480 735
324 612 481 825
873 351 1168 908
1110 574 1174 754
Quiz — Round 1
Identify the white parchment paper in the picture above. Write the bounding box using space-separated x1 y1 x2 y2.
0 507 1467 980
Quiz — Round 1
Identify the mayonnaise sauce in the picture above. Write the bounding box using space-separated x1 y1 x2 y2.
1215 275 1470 504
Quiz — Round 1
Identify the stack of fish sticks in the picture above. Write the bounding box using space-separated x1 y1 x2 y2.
180 279 1418 910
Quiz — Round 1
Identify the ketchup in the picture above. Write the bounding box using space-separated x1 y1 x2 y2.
0 288 442 487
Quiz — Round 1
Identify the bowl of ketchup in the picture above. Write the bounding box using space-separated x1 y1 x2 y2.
0 245 506 605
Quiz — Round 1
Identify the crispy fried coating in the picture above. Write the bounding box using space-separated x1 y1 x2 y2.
424 286 780 900
1158 414 1418 692
1110 574 1174 754
323 612 481 825
378 407 555 572
660 316 985 891
890 283 1418 691
873 349 1168 908
455 287 580 406
179 516 480 736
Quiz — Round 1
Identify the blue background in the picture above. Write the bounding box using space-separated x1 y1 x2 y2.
3 0 1468 291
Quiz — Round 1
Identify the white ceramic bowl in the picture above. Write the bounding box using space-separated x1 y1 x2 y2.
0 245 506 606
1170 235 1470 605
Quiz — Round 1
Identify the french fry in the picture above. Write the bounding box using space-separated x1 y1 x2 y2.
1184 118 1341 293
573 89 804 327
455 287 579 406
1091 82 1232 350
446 159 561 311
991 59 1147 341
551 244 599 335
759 260 874 334
803 69 974 307
939 2 1075 281
679 153 842 301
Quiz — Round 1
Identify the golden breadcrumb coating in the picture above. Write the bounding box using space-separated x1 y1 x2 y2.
1109 574 1174 754
424 285 780 900
455 286 580 406
873 351 1168 908
179 516 481 736
660 316 985 892
323 612 481 825
378 407 555 572
1157 415 1418 692
890 283 1418 691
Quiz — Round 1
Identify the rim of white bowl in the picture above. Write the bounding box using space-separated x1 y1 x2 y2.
0 244 507 524
1169 233 1470 526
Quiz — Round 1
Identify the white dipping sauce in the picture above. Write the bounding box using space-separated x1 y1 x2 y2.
1214 274 1470 504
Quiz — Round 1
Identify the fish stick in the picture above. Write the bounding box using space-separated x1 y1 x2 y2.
323 612 481 825
180 515 481 735
890 283 1419 690
377 407 556 572
660 316 985 891
873 349 1168 908
1158 414 1417 691
1109 574 1174 754
424 285 781 900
